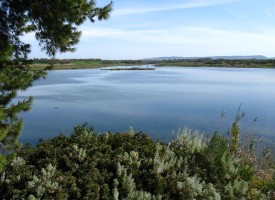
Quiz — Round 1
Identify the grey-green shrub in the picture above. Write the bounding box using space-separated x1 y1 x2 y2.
0 125 273 199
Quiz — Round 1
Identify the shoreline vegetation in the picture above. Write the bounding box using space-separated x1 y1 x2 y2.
1 124 275 199
30 58 275 70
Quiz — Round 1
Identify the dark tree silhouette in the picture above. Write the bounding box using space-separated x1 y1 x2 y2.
0 0 112 170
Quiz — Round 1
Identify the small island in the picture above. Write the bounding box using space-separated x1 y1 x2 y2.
101 66 155 71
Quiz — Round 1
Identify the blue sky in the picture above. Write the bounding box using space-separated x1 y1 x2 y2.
23 0 275 59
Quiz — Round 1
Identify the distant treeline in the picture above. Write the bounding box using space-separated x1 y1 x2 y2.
31 58 145 65
155 58 275 68
32 58 101 64
31 58 275 68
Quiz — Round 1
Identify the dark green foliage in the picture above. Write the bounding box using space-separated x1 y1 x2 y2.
0 0 112 170
0 126 273 199
0 126 157 199
1 0 112 57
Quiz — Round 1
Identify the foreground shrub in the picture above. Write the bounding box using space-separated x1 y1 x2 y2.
0 125 274 199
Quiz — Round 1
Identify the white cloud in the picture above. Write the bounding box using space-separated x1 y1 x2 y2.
114 0 240 16
21 24 275 59
82 26 275 44
80 26 275 58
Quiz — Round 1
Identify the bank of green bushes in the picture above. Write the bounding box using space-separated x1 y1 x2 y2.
0 125 274 199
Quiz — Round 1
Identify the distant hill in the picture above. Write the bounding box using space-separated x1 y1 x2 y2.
212 55 268 60
144 55 269 60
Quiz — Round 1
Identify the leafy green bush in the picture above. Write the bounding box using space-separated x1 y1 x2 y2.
0 125 274 199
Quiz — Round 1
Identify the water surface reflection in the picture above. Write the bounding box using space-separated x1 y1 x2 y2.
18 67 275 144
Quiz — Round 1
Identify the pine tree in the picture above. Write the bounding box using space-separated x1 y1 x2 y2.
0 0 112 170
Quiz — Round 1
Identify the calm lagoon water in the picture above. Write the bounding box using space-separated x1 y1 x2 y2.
17 66 275 144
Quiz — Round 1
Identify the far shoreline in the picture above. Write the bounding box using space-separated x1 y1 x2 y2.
30 58 275 70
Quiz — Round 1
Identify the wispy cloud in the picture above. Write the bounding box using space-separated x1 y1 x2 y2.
114 0 240 16
82 26 275 42
80 26 275 58
22 24 275 59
